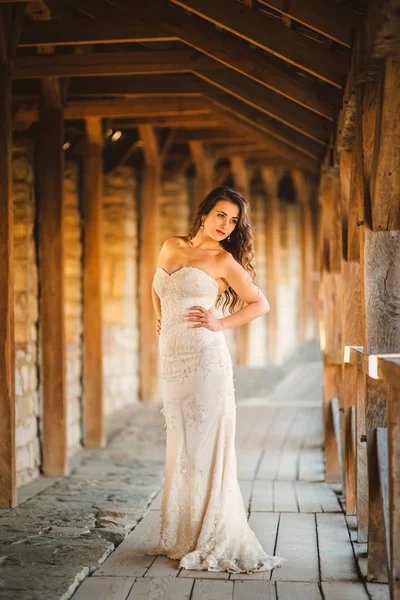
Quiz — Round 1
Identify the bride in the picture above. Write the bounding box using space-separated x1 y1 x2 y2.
149 186 286 573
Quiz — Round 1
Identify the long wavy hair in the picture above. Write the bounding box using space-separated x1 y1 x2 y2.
187 186 256 314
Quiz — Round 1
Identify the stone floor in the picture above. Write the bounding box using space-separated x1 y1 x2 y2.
0 340 326 600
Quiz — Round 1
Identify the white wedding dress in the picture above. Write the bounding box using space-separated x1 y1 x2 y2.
148 266 286 573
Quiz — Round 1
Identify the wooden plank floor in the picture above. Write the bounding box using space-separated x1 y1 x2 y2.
72 364 390 600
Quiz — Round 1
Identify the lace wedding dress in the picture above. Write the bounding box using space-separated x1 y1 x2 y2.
148 266 286 573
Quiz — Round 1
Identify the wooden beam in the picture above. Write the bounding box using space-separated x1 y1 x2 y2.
112 116 222 129
19 16 177 47
206 94 323 159
370 57 400 231
19 11 341 120
67 74 207 96
195 69 333 144
38 101 68 476
0 7 16 509
12 50 225 78
230 156 251 366
139 125 160 401
257 0 359 48
175 128 245 143
169 0 349 87
83 117 105 448
212 107 320 174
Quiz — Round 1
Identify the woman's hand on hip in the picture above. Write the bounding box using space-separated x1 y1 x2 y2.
185 306 221 332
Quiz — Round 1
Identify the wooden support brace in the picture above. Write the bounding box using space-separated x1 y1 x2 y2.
83 117 105 448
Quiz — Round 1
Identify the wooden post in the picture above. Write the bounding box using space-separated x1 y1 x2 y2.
319 173 343 483
292 169 313 341
0 8 16 508
340 147 363 515
38 101 68 476
83 117 105 447
357 58 400 583
231 156 250 366
189 141 214 214
260 167 280 364
139 125 161 401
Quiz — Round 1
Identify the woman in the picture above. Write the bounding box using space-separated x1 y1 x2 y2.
149 186 286 573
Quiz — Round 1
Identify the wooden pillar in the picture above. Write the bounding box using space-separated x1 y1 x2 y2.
139 125 161 401
0 8 16 508
357 58 400 583
260 167 280 364
38 101 67 476
189 141 214 214
340 146 363 515
83 118 105 447
319 173 343 483
231 156 250 366
292 169 313 341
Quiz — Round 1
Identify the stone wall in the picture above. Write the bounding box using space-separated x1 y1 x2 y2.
103 167 138 415
159 175 190 242
13 140 40 487
63 161 83 455
248 192 268 366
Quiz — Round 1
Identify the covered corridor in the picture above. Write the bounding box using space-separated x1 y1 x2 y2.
0 0 399 599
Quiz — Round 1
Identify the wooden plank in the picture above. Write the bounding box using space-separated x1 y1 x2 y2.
191 580 233 599
139 125 160 401
251 480 273 512
94 510 160 576
83 117 104 448
72 577 135 600
273 481 298 512
317 513 358 581
272 513 319 581
314 484 341 513
295 482 323 513
195 69 332 143
321 582 369 599
170 0 349 87
331 397 344 484
370 57 400 231
0 7 16 509
38 102 68 477
128 577 194 600
233 580 277 599
366 583 390 600
13 50 225 78
145 556 180 578
276 582 322 600
238 479 252 511
376 427 390 571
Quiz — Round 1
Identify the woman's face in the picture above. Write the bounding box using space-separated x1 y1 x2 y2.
202 200 240 242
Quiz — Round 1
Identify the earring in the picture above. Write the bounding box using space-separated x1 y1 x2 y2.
200 222 204 228
228 235 231 241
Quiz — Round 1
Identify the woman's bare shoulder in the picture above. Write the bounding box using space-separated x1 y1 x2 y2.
162 235 189 249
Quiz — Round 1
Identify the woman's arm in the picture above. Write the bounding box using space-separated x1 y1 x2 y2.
186 253 269 332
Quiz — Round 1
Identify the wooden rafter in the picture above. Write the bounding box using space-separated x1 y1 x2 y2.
12 50 225 78
19 10 342 119
205 93 323 159
194 69 333 143
257 0 360 47
169 0 349 87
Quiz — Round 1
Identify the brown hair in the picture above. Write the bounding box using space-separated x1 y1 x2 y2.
187 186 256 314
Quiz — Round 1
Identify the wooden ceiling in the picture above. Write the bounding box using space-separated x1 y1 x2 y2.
9 0 365 175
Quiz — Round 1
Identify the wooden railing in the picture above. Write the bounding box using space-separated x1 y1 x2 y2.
330 348 400 598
